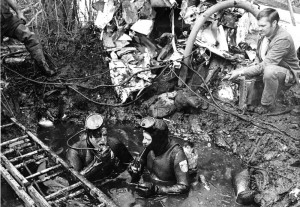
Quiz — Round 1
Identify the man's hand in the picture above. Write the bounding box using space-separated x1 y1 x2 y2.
226 70 243 81
135 182 157 197
128 158 143 182
128 156 143 174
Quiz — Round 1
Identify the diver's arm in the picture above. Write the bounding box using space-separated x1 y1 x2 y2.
156 149 190 195
108 136 133 167
66 148 83 172
80 156 97 177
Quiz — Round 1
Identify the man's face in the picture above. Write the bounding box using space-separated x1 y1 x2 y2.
89 128 105 147
142 131 152 147
258 17 276 37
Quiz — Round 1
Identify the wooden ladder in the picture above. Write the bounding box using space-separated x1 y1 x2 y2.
1 117 117 207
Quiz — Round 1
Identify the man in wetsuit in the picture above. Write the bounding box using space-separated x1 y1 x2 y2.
66 114 133 180
1 0 55 76
128 117 190 197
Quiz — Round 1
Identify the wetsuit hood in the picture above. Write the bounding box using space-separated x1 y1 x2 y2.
141 117 170 156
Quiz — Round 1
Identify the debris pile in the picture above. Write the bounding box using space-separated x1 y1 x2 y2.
93 0 260 111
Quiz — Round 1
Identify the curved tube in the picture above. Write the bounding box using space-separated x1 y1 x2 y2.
179 0 260 86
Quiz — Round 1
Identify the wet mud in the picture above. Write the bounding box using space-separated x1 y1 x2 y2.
1 123 258 207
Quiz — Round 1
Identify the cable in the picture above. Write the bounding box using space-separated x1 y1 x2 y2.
66 128 96 151
1 63 68 85
172 62 298 141
1 62 170 89
55 70 110 81
87 64 170 90
69 85 147 107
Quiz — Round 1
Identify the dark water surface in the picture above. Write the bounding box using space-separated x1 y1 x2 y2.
1 122 257 207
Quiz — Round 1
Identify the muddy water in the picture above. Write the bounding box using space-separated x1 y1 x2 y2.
1 123 258 207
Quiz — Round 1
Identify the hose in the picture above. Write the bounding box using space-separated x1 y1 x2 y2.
179 0 260 86
66 128 96 150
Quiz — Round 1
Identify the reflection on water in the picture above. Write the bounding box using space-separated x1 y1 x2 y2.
33 123 257 207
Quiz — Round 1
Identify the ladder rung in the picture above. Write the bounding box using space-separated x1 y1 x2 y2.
8 138 31 148
15 156 47 169
25 164 61 180
0 135 28 147
2 142 33 155
9 149 43 163
35 170 64 184
49 189 85 204
45 182 82 200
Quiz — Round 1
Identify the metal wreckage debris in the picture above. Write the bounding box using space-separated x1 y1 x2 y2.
91 0 262 114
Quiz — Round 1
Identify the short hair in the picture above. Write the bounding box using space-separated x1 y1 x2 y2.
257 8 280 24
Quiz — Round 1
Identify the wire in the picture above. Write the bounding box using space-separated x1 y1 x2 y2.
175 61 298 141
66 128 96 151
69 85 145 107
1 62 170 89
1 63 69 85
55 70 110 81
87 64 170 90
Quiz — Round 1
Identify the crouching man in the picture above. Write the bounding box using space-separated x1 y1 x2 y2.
228 8 300 114
128 117 190 197
66 114 133 180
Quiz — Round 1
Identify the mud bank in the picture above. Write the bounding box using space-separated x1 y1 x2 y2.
1 122 257 207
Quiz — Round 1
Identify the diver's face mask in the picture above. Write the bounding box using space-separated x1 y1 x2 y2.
142 131 152 147
140 117 156 147
140 117 169 149
89 127 107 147
85 114 107 148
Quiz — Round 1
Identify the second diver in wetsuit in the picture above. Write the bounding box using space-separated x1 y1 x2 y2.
128 117 190 197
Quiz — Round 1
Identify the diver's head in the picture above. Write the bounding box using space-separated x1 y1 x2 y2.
85 113 106 147
140 117 169 150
